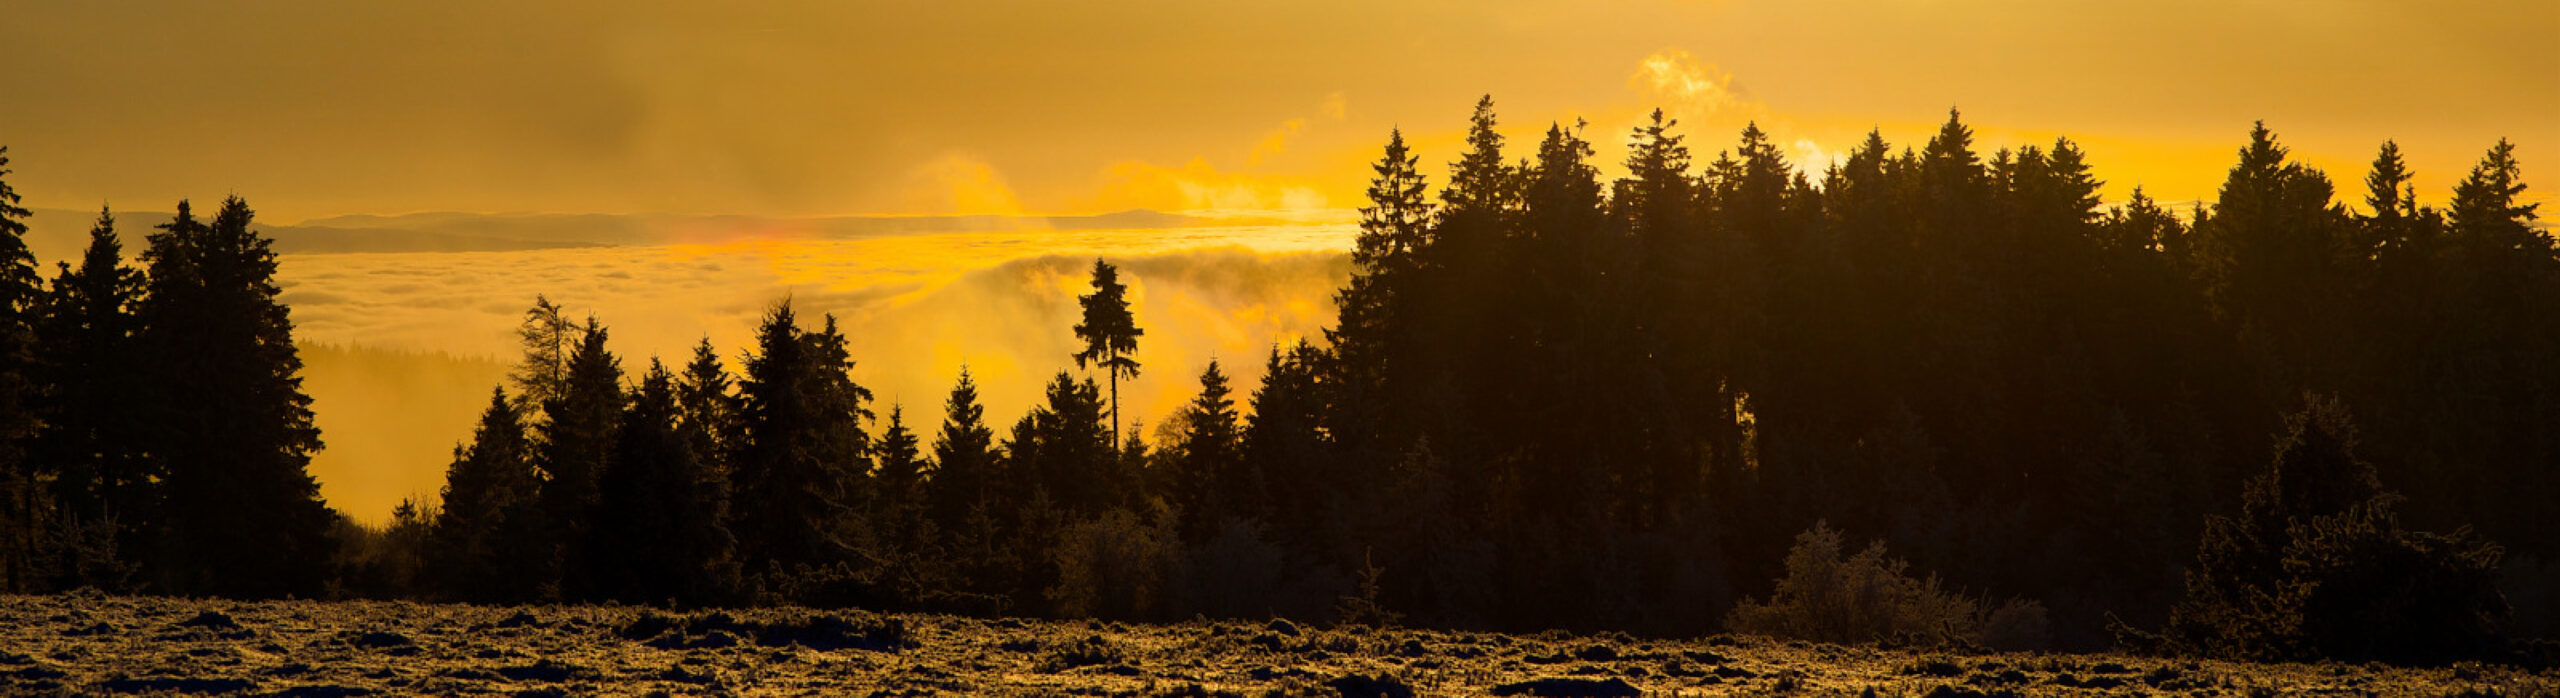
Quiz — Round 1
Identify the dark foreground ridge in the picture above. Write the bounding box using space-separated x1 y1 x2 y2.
1 593 2549 696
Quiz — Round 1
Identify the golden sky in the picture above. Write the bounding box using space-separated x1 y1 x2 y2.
4 1 2553 221
5 1 2556 523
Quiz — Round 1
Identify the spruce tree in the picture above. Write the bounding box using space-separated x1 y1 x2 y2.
1172 360 1243 539
539 318 623 599
2192 122 2355 388
675 338 739 481
2449 139 2546 269
0 147 42 593
1072 258 1142 445
1442 95 1519 218
33 207 153 587
1020 371 1115 515
1328 130 1434 459
590 360 737 605
2361 141 2426 257
1246 342 1333 550
926 369 997 530
429 389 543 602
1615 108 1694 240
733 302 873 572
875 406 926 509
138 197 333 598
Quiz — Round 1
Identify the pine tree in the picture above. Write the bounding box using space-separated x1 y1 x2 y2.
675 338 739 482
874 406 926 512
2100 188 2185 255
1247 342 1333 550
2449 139 2548 271
138 197 333 598
1073 258 1143 445
539 318 623 599
32 207 153 587
1523 121 1606 252
2191 123 2356 388
1615 109 1695 239
1019 371 1115 515
2361 141 2425 257
1172 360 1243 539
1442 95 1519 219
590 360 737 605
926 369 997 530
1328 130 1434 459
0 147 43 593
429 389 544 602
733 302 873 572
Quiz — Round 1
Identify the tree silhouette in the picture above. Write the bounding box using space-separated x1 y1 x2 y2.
2450 139 2546 271
0 147 41 593
509 296 578 414
1328 129 1434 461
2159 397 2506 664
39 100 2533 652
1442 95 1520 218
733 302 873 575
926 369 997 530
32 206 153 588
1013 371 1115 515
137 197 333 598
428 389 543 602
675 338 740 487
924 368 1008 612
2360 141 2424 257
875 407 926 508
1246 342 1333 552
590 360 737 606
1073 258 1142 445
539 318 622 600
1170 359 1242 541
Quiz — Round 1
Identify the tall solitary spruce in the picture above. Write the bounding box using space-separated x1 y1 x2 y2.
1073 258 1142 445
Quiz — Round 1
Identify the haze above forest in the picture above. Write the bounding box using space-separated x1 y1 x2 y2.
3 0 2552 222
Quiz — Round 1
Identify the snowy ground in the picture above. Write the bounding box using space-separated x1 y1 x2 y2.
0 592 2549 696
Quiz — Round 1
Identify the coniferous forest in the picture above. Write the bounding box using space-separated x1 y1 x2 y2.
1 100 2554 667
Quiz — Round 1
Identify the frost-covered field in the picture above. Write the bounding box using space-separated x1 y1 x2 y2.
0 593 2548 696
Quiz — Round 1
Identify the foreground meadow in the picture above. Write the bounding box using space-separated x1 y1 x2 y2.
0 593 2549 696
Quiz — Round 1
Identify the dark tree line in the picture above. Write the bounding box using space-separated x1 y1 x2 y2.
0 99 2549 665
0 147 336 598
327 103 2544 664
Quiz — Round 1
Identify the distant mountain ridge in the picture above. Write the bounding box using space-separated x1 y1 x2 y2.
21 208 1218 258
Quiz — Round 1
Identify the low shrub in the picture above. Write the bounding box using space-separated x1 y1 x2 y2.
1978 598 2051 652
1726 521 1982 646
1049 507 1181 621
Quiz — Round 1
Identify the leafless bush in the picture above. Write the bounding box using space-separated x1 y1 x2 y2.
1727 521 1983 646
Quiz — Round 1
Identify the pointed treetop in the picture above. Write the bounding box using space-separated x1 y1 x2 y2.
1443 94 1517 217
2364 140 2415 220
2453 138 2538 225
0 146 30 236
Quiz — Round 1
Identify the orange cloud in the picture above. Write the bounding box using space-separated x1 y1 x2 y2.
1249 118 1310 167
1083 158 1333 213
898 153 1030 216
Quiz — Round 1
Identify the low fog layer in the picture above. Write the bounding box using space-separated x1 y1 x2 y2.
259 224 1354 523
